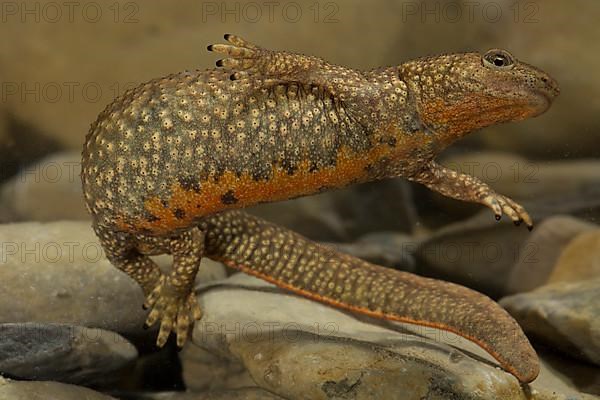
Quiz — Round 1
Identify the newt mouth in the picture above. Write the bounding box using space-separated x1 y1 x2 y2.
529 87 558 116
537 86 560 103
536 75 560 102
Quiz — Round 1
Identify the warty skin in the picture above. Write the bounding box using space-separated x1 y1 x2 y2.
81 34 559 383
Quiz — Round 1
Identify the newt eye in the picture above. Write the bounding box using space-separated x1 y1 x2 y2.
482 49 515 70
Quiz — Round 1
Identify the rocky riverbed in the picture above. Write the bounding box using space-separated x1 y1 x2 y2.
1 152 599 399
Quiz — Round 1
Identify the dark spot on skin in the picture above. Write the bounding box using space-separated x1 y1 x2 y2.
178 175 201 193
212 165 226 183
387 137 397 147
325 155 337 167
309 163 319 173
174 208 186 219
146 214 160 222
252 171 262 181
221 190 238 205
364 164 374 173
280 160 297 176
161 200 169 208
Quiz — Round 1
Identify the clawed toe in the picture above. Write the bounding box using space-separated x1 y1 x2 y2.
484 194 533 230
143 280 202 348
208 34 265 79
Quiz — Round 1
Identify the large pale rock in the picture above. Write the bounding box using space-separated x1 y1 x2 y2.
547 230 600 284
180 345 255 392
501 279 600 366
0 376 116 400
131 388 284 399
192 273 590 400
0 221 147 337
506 216 597 294
0 221 226 339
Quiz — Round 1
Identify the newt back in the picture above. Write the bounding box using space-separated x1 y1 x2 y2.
82 69 388 234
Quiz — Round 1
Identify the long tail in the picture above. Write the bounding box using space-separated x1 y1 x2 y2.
199 210 539 383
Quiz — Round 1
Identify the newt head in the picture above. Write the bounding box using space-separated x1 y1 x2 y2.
400 49 559 143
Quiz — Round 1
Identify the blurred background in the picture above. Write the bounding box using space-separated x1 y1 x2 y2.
0 0 599 397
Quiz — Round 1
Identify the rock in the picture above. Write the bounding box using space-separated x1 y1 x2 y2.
192 273 590 400
501 279 600 366
547 230 600 284
328 231 417 272
180 344 255 392
0 220 148 338
415 212 532 298
128 388 284 399
505 216 597 294
536 348 600 397
416 211 598 298
0 376 116 400
249 179 416 242
330 180 417 239
246 192 347 242
0 221 226 340
0 152 88 222
0 322 136 385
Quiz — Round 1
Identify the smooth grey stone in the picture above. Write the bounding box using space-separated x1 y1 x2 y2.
415 212 532 297
0 322 137 385
501 279 600 366
505 216 597 294
328 231 417 272
248 179 417 242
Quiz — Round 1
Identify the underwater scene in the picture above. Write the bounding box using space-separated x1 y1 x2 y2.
0 0 598 399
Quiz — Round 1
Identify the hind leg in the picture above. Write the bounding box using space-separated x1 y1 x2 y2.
143 228 204 347
94 223 163 295
94 223 204 347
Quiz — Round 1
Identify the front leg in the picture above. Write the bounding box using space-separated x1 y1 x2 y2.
409 161 533 229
